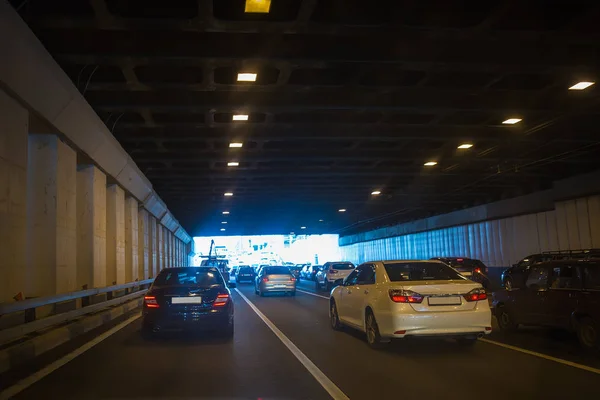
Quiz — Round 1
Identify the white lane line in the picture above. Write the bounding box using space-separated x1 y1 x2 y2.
297 288 329 300
0 313 141 400
235 289 349 400
479 338 600 375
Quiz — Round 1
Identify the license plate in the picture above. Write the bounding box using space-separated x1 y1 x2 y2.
171 297 202 304
460 271 472 276
274 284 286 288
428 296 462 306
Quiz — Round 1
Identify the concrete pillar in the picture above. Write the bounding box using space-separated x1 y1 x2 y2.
150 216 158 276
106 184 125 285
166 230 172 268
138 208 149 279
170 232 175 267
0 90 28 302
157 222 164 271
76 165 107 289
124 196 138 282
26 135 77 296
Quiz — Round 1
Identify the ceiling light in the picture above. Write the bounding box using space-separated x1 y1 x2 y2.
222 211 230 215
502 118 522 125
232 114 249 121
569 81 595 90
301 226 306 229
424 161 438 166
371 190 381 195
227 162 240 167
338 209 346 213
220 228 226 232
229 142 243 148
458 143 473 149
222 221 227 224
237 73 257 82
319 219 324 222
245 0 271 13
224 192 233 197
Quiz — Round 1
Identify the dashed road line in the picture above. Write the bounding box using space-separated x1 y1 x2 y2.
297 288 329 300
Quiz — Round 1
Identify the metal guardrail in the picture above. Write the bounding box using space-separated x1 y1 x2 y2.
0 279 154 316
0 279 154 345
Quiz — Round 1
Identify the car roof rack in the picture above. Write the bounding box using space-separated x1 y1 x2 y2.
541 249 600 256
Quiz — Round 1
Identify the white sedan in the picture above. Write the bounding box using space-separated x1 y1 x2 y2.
329 260 492 348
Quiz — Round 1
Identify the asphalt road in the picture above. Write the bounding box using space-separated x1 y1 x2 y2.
6 280 600 400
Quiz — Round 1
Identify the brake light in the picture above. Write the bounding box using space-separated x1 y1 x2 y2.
463 288 487 302
389 289 424 304
144 296 159 308
262 277 269 283
290 276 296 282
213 293 229 307
474 267 481 274
329 269 338 273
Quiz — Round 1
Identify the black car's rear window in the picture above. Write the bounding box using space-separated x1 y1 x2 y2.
264 267 291 275
154 268 224 287
329 263 354 270
239 267 254 274
384 262 465 282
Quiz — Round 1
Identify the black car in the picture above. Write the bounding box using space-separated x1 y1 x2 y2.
431 257 489 288
236 266 256 283
142 267 235 337
501 249 600 290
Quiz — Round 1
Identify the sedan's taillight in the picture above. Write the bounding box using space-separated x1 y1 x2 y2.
463 288 487 302
389 289 424 304
213 293 230 307
262 277 269 283
290 276 296 282
144 295 159 308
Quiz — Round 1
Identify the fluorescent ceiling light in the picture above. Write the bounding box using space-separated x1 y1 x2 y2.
458 143 473 149
227 162 240 167
229 142 243 148
232 114 249 121
301 226 306 229
237 73 257 82
424 161 438 166
319 219 324 222
222 211 230 215
338 209 346 212
224 192 234 197
502 118 522 125
245 0 271 13
220 228 226 232
371 190 381 195
569 81 595 90
222 221 227 224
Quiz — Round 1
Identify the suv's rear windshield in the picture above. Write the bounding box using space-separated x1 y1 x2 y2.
264 267 291 275
239 267 253 274
444 259 486 269
154 268 224 287
329 263 354 270
384 262 465 282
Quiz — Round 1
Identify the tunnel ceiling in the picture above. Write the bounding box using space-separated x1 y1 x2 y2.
11 0 600 236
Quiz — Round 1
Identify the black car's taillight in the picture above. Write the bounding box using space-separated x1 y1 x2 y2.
144 295 159 308
213 293 230 307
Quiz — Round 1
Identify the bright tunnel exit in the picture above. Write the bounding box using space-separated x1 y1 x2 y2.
191 234 341 267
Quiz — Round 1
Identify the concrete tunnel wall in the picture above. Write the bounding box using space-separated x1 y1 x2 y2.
0 3 193 302
339 179 600 274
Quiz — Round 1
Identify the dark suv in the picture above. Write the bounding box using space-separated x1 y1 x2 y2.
501 249 600 290
493 259 600 351
431 257 489 288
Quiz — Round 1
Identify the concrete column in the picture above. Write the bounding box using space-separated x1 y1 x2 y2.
157 222 164 271
150 216 158 276
166 230 172 268
76 165 107 289
138 208 149 279
0 90 28 302
26 135 77 296
106 184 125 285
170 232 175 267
124 196 138 282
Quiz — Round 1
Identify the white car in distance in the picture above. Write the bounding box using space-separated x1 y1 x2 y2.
316 261 356 291
329 260 492 349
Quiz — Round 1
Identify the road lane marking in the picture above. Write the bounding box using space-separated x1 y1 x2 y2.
479 338 600 375
297 288 329 300
235 288 349 400
0 313 141 400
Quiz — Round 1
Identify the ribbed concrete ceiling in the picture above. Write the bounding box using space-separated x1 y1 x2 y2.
11 0 600 236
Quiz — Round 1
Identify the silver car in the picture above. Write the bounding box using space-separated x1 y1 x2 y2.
255 266 297 296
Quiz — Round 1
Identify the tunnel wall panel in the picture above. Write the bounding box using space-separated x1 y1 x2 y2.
340 193 600 269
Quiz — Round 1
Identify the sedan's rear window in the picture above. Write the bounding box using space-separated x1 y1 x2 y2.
264 267 291 275
154 268 224 287
239 267 254 274
330 263 354 270
384 262 465 282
